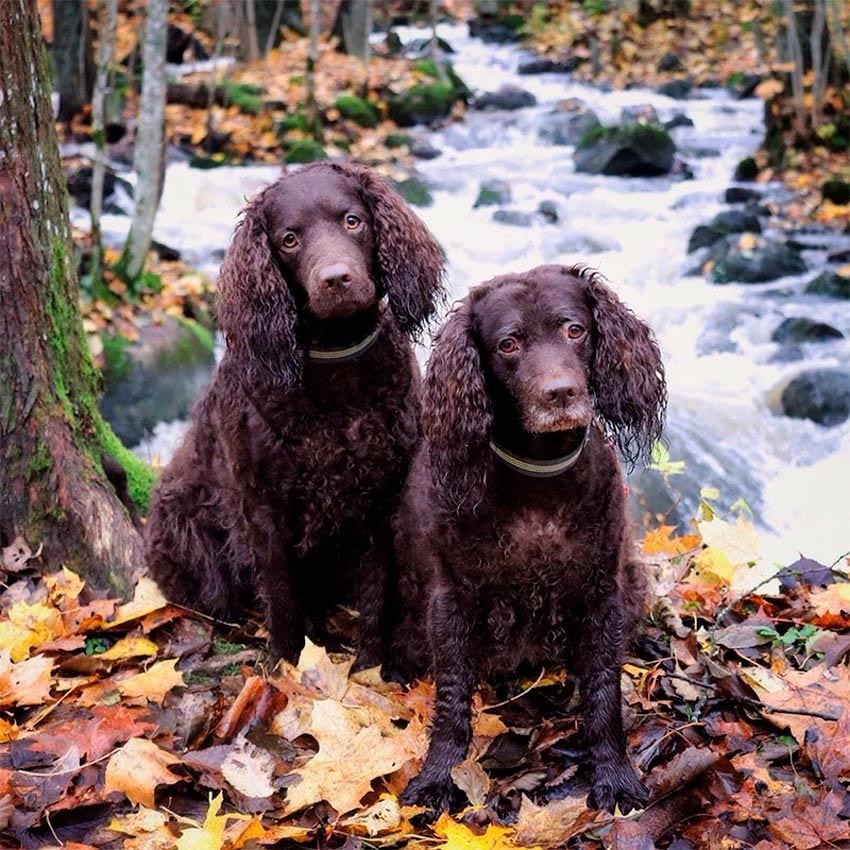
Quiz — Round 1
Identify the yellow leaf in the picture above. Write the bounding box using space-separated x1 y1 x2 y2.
119 659 184 705
176 793 250 850
99 636 159 661
643 525 701 556
107 577 168 628
434 813 535 850
690 545 735 585
104 737 183 808
0 600 65 661
44 567 85 605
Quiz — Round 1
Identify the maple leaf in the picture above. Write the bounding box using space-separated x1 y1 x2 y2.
104 737 183 808
643 525 701 556
176 792 251 850
107 577 168 629
0 651 53 707
809 583 850 628
0 600 65 661
119 658 185 705
221 735 276 799
281 697 422 816
434 813 537 850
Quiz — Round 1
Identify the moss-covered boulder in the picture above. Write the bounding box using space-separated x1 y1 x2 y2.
771 317 844 344
805 269 850 299
388 81 458 127
284 138 327 164
393 175 433 207
335 94 380 128
100 316 216 447
705 234 807 283
822 179 850 205
474 179 512 207
734 156 759 181
574 122 676 176
538 99 601 146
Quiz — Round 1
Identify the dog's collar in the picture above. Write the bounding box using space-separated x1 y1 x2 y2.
489 427 590 477
306 324 383 363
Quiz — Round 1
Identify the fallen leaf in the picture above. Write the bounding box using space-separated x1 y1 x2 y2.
104 737 183 808
0 600 65 661
176 792 251 850
221 735 276 798
434 813 535 850
0 651 53 707
107 577 168 628
341 794 406 837
119 659 185 705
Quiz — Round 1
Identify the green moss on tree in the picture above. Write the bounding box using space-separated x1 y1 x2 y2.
96 418 156 514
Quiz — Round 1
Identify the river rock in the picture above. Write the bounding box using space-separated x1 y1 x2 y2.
688 225 723 253
409 137 442 160
706 235 807 283
734 156 759 181
474 179 512 207
771 317 844 344
473 84 537 111
658 52 685 72
804 270 850 298
468 9 522 43
537 200 559 223
728 72 762 99
388 79 463 127
657 77 693 99
725 186 762 203
492 209 534 226
538 101 601 146
780 369 850 427
393 175 433 207
100 316 216 446
621 104 660 125
66 166 133 215
822 179 850 205
665 112 694 130
574 122 676 177
402 36 455 58
518 56 579 74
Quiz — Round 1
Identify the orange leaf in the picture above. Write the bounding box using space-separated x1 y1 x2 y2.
104 737 183 808
118 659 185 706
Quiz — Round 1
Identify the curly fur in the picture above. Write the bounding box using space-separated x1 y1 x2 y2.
392 264 666 815
146 162 445 666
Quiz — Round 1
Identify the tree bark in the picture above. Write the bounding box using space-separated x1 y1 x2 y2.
90 0 119 292
334 0 372 59
120 0 168 283
52 0 95 121
0 0 146 594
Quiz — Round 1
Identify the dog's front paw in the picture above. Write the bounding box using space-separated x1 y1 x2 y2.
400 772 455 813
588 762 648 815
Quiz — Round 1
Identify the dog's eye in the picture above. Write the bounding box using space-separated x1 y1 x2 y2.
344 213 362 230
566 323 585 340
498 337 520 355
282 232 299 249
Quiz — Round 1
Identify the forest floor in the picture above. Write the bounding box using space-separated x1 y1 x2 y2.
2 511 850 848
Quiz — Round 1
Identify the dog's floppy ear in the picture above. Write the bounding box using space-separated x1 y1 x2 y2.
355 167 445 337
574 267 667 466
217 185 301 389
423 299 492 513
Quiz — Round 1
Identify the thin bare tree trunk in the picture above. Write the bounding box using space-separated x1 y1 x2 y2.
0 0 146 593
264 0 286 55
429 0 438 60
782 0 808 138
90 0 119 290
244 0 261 61
810 0 826 128
825 0 850 81
52 0 95 121
120 0 168 283
306 0 321 140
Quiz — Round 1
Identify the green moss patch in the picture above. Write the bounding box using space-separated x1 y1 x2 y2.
284 138 328 164
335 94 380 128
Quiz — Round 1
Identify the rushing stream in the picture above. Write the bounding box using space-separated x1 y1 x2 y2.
80 22 850 567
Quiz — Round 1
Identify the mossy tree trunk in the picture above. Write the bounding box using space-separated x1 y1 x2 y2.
0 0 147 595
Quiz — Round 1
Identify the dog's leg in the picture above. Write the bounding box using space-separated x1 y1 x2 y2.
352 532 391 672
401 582 475 812
577 588 648 814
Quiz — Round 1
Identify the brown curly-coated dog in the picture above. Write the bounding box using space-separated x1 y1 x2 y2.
391 265 666 815
146 162 444 667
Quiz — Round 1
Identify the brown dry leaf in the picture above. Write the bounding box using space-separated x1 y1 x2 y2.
0 651 53 707
44 567 85 606
119 659 185 705
104 737 183 808
281 697 422 816
451 758 491 807
340 794 406 837
514 794 597 848
769 790 850 849
109 807 170 837
107 577 168 628
221 735 276 799
1 537 38 574
809 582 850 627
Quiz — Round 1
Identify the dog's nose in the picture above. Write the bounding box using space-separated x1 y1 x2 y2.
542 379 578 405
319 263 353 289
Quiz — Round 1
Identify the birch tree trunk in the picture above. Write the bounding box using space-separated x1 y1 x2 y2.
120 0 168 283
0 0 147 593
90 0 119 290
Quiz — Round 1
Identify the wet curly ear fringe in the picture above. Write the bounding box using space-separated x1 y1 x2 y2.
568 265 667 468
216 186 302 390
423 301 492 514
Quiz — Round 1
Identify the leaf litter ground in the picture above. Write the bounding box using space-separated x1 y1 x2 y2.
1 507 849 850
